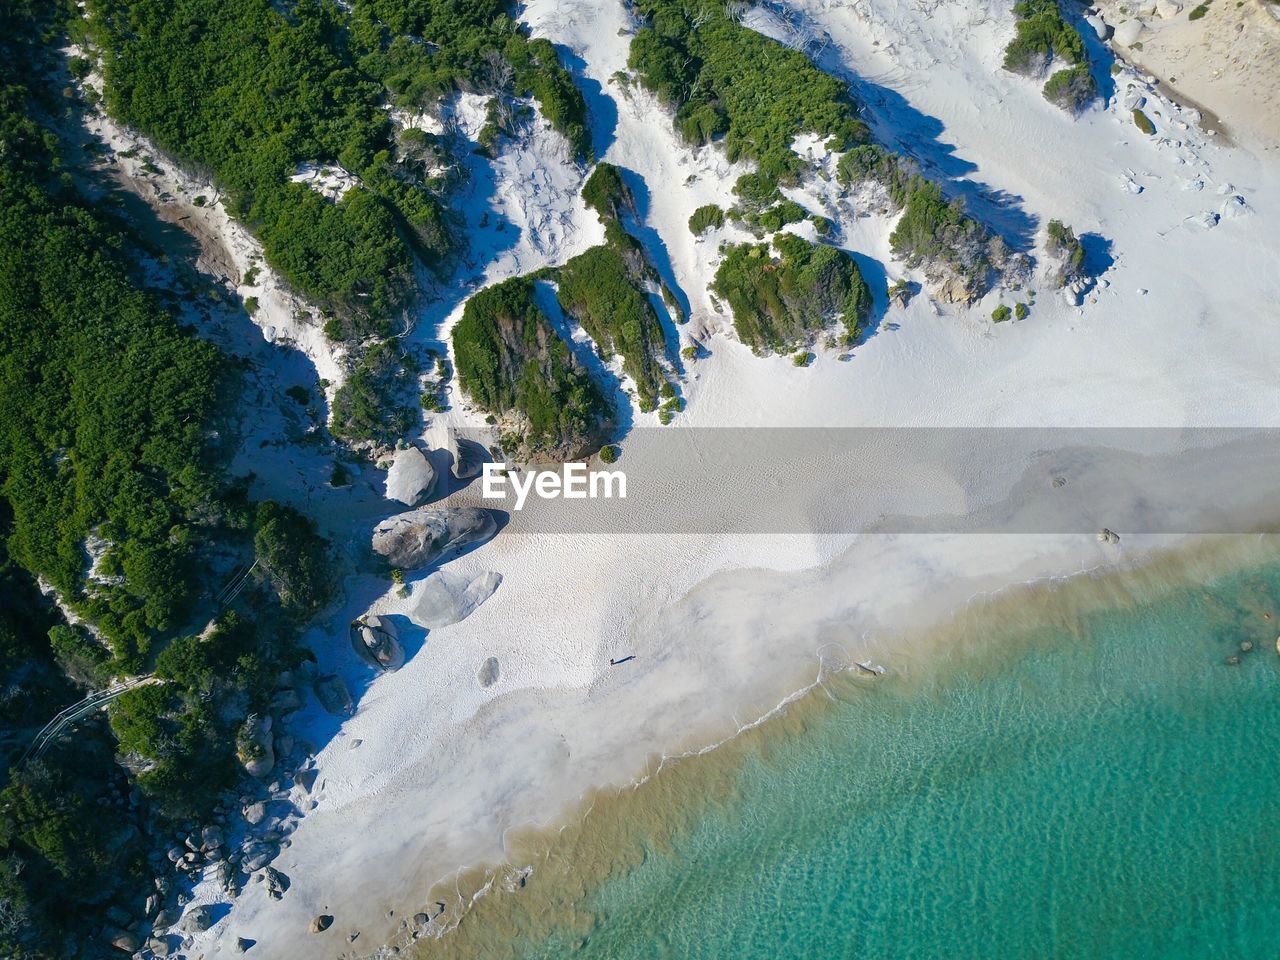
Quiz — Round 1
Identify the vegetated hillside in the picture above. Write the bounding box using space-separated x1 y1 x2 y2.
627 0 1009 305
0 5 338 954
1003 0 1098 113
453 277 612 458
713 233 873 355
86 0 590 343
554 163 677 413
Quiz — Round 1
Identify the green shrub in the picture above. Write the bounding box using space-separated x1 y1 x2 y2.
992 304 1012 322
688 203 725 234
1043 65 1097 113
330 339 418 443
1015 302 1029 320
582 162 632 218
1003 0 1087 75
453 277 610 456
1046 219 1086 284
1189 3 1209 19
599 443 619 464
629 0 868 184
713 233 873 354
1133 109 1156 135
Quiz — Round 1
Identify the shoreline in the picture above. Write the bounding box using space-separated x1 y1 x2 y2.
395 530 1280 959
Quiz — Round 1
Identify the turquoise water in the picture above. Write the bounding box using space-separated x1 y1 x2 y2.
515 564 1280 959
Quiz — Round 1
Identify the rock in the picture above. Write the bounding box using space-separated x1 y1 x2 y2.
294 768 318 793
1122 88 1147 111
263 866 290 900
1154 0 1182 17
148 936 173 957
1084 12 1110 39
167 846 184 863
271 688 302 714
236 937 254 953
240 839 278 873
409 570 503 629
1241 640 1254 653
237 714 275 778
350 614 406 671
310 914 334 934
153 908 179 930
243 801 267 825
385 444 439 507
181 904 213 933
477 656 501 688
313 674 354 716
274 733 295 758
1114 18 1145 46
413 912 430 925
447 432 488 480
1097 528 1120 544
106 928 140 953
371 507 497 571
1226 655 1241 666
202 825 224 848
145 893 160 917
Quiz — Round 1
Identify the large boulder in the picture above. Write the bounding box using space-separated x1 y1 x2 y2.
384 445 438 507
372 507 497 571
447 432 488 480
181 904 214 933
313 674 354 716
350 614 405 671
1113 18 1145 47
409 571 502 629
236 714 275 778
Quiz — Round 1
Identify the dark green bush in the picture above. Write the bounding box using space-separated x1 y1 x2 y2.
712 233 873 354
688 203 725 235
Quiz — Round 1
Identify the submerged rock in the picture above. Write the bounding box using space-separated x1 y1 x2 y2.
350 614 405 671
372 507 497 571
409 570 502 629
385 445 438 507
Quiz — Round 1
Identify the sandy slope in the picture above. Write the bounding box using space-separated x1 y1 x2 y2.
1096 0 1280 152
101 0 1280 955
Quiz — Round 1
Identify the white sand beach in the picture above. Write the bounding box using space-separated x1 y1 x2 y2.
78 0 1280 955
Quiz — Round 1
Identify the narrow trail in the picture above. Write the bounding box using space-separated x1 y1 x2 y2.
21 674 162 763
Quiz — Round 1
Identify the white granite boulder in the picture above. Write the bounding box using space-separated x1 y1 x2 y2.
409 571 502 629
372 507 497 571
385 445 438 507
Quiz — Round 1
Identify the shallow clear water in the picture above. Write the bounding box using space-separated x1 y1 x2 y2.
512 563 1280 959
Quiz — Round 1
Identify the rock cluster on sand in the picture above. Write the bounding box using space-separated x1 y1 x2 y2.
409 570 502 628
350 614 406 671
384 445 439 507
372 507 497 571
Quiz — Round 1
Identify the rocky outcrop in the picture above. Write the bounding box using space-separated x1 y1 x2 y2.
372 507 497 571
409 570 502 629
313 674 354 716
447 432 487 480
350 614 405 671
384 444 438 507
181 904 213 933
310 914 334 933
236 714 275 778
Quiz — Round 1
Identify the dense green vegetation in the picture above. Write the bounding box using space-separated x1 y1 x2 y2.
688 203 726 235
556 245 668 409
1 26 225 669
86 0 590 342
0 6 340 952
453 278 611 456
552 163 674 411
712 234 873 354
628 0 868 183
888 179 994 296
836 146 997 299
1133 108 1157 135
330 338 420 443
1003 0 1097 114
